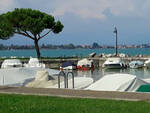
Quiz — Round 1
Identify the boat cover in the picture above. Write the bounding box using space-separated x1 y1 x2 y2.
137 85 150 92
86 74 149 92
62 61 76 67
0 67 59 86
129 61 143 65
26 70 93 89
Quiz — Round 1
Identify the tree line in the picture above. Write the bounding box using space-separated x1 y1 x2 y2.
0 43 103 50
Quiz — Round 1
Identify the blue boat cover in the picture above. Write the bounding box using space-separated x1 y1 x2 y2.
62 61 76 67
129 61 143 65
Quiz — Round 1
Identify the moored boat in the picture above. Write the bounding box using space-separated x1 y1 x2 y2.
144 59 150 68
102 57 126 69
1 59 23 69
86 73 148 92
60 61 77 70
129 61 143 69
24 57 45 68
77 58 94 70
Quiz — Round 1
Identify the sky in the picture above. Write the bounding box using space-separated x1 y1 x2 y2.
0 0 150 46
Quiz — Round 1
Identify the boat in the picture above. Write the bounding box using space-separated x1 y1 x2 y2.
129 61 143 69
26 70 93 89
77 58 94 70
144 59 150 68
60 61 77 70
137 85 150 92
0 67 59 86
89 52 96 58
24 57 45 68
102 57 126 69
86 74 148 92
1 59 22 69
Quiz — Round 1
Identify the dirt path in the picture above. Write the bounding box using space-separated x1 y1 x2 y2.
0 86 150 101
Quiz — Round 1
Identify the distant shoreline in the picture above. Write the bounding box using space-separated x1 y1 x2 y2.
1 47 150 50
1 42 150 50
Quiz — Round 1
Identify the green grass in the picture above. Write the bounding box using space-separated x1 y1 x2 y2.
0 94 150 113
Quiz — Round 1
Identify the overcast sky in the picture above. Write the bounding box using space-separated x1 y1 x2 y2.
0 0 150 45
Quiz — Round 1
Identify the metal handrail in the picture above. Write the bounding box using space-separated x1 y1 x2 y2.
67 72 74 89
58 71 74 89
58 71 65 88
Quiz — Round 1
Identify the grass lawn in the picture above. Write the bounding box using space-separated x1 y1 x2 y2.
0 93 150 113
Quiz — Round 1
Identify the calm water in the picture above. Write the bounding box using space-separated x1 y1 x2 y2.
1 48 150 80
1 48 150 57
73 68 150 81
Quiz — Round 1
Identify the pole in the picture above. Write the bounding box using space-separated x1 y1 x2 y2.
114 27 118 56
116 29 118 56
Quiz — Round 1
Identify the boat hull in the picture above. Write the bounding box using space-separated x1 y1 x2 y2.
144 63 150 68
102 64 126 69
60 66 76 70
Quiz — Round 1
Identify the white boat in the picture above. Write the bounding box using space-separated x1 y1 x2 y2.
1 59 22 69
26 70 93 89
24 57 45 68
0 67 59 86
144 59 150 68
129 61 143 69
77 58 94 70
86 74 148 92
102 57 126 69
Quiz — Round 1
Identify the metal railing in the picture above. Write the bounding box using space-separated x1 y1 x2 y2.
58 71 74 89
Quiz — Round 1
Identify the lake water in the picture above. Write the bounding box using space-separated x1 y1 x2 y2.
1 48 150 57
1 48 150 81
72 68 150 81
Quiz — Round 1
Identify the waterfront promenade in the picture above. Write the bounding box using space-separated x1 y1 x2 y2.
0 86 150 101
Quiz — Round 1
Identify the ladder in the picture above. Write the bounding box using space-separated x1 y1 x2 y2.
58 71 74 89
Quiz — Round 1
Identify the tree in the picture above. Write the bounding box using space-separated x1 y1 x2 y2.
65 43 75 49
0 8 64 58
92 42 99 48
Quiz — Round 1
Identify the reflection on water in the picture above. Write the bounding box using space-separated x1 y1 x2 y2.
64 68 150 82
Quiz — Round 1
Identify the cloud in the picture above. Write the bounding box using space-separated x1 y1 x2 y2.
51 0 150 20
51 0 109 20
0 0 150 20
0 0 19 14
